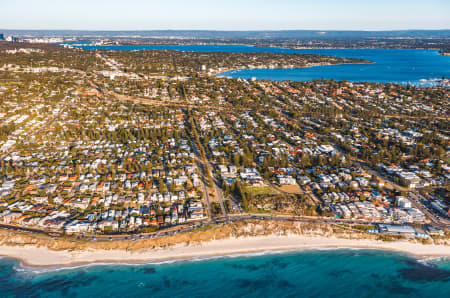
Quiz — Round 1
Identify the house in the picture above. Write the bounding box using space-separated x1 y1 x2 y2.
2 211 22 223
70 198 90 209
355 177 369 187
396 196 411 209
298 176 311 185
65 220 92 234
188 201 204 220
277 175 296 185
431 200 449 218
398 172 421 189
98 220 119 231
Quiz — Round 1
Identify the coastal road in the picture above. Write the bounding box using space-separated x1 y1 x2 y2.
0 223 63 237
2 211 438 243
81 214 375 242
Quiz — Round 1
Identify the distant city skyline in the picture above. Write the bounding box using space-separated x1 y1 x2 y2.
0 0 449 31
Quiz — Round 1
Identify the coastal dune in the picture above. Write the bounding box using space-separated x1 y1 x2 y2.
1 235 449 268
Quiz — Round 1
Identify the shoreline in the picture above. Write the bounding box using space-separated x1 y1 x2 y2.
1 235 449 269
74 43 443 51
214 61 374 78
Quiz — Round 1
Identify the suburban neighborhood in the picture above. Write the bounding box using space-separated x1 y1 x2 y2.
0 41 448 241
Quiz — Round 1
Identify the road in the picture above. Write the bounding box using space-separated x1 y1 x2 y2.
351 159 450 229
408 192 449 228
0 106 64 160
0 223 63 237
352 160 407 192
205 160 228 220
185 114 228 220
190 138 214 220
87 74 229 112
192 141 214 219
3 209 447 243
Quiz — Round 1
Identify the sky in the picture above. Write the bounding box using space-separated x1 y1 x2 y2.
0 0 449 31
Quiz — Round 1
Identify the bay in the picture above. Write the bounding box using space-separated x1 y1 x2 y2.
73 45 450 85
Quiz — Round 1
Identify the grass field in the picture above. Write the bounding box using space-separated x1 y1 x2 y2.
278 184 303 194
244 186 275 196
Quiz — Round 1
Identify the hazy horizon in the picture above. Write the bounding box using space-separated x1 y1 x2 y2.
0 0 449 31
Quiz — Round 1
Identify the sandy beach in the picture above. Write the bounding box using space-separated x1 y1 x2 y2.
1 235 449 268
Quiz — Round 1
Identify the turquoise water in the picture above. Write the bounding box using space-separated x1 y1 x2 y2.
74 45 450 85
1 249 449 297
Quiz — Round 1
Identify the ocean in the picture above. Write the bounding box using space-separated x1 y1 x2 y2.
2 249 449 297
72 45 450 86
